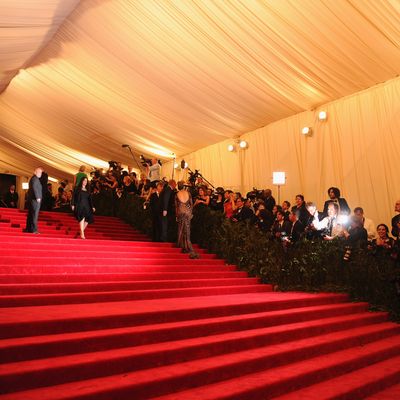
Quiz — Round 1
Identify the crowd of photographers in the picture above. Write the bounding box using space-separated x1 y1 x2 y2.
11 160 398 267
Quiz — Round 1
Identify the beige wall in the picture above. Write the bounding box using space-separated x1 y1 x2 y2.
167 77 400 227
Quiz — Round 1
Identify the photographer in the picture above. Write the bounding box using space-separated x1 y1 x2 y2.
193 186 210 208
146 158 161 184
342 215 368 261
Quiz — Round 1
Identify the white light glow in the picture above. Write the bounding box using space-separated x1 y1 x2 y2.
318 111 327 120
273 172 286 185
302 127 312 135
22 182 29 190
174 163 179 169
227 144 235 152
338 214 349 225
184 162 188 169
239 140 248 149
48 176 58 183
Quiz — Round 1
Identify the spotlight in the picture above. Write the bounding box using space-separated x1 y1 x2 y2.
22 182 29 190
239 140 248 149
272 172 286 185
301 127 312 135
227 144 236 152
318 111 327 121
174 163 179 169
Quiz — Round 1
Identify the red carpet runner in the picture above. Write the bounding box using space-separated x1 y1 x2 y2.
0 207 399 399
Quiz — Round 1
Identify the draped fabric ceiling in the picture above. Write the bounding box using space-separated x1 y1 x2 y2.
1 0 400 178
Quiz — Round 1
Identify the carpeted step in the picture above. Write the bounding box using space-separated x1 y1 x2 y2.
271 354 400 399
0 293 350 338
0 316 393 394
2 329 399 399
0 302 371 363
0 256 225 266
0 284 273 307
147 335 400 400
0 277 260 295
0 242 209 254
0 271 247 281
365 382 400 399
0 235 171 246
0 249 218 259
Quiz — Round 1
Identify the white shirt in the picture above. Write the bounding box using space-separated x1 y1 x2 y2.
148 163 161 182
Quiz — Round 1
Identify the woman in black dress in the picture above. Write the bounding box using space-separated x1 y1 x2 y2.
72 177 95 239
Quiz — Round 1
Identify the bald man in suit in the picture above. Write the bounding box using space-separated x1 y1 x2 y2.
25 167 43 234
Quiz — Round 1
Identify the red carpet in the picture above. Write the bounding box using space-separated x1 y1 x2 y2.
1 207 399 399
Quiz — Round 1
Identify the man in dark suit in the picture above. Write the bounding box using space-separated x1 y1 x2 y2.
160 179 177 242
288 210 305 243
4 185 18 208
272 210 292 240
149 181 164 242
25 167 43 234
231 197 254 222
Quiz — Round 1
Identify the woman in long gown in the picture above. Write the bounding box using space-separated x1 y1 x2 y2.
175 181 199 258
72 177 95 239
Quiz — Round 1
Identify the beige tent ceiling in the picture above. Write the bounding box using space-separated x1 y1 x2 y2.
1 0 400 179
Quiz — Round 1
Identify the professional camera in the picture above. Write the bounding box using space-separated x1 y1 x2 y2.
188 169 202 186
108 160 120 170
140 155 162 167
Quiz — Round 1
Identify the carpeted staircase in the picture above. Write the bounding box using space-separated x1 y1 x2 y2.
0 207 399 399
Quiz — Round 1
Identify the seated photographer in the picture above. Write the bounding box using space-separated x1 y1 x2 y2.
272 210 292 239
231 197 254 222
342 215 368 261
255 202 274 232
281 201 291 220
318 203 340 239
287 210 305 243
368 224 394 254
272 204 283 221
322 187 350 218
304 201 323 239
4 184 18 208
193 186 210 208
223 190 236 218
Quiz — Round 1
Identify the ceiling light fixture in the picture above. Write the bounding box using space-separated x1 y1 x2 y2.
239 140 248 149
301 127 312 135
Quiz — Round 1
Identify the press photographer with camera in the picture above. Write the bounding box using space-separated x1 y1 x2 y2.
144 158 161 184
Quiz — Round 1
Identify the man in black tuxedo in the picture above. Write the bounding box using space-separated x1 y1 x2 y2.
25 167 43 234
272 210 292 240
160 179 177 242
288 211 305 243
149 181 164 242
231 197 254 222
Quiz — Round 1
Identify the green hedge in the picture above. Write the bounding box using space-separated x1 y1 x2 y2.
115 194 400 321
